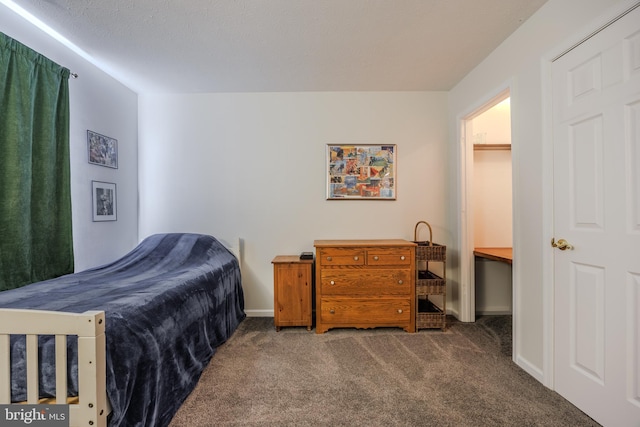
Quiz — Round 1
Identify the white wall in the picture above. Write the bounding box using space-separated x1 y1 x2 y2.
471 101 513 315
138 91 448 315
471 99 512 146
473 149 512 247
472 100 512 248
1 5 139 271
447 0 635 383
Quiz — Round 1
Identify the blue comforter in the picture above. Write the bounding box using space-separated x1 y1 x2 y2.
0 233 245 427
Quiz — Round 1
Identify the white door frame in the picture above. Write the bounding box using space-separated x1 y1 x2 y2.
457 86 511 324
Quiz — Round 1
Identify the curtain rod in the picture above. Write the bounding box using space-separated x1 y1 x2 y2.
70 72 78 79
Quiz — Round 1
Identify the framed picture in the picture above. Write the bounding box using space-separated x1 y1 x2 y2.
326 144 396 200
92 181 117 222
87 130 118 168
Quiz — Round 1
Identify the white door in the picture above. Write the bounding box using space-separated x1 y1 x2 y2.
552 5 640 426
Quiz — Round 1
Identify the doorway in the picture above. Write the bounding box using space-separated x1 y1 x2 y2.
459 89 513 324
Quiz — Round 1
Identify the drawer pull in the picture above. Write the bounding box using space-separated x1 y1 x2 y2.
327 256 332 261
400 256 405 260
398 280 403 285
397 309 403 314
373 256 379 261
354 256 359 261
329 309 335 314
330 280 335 285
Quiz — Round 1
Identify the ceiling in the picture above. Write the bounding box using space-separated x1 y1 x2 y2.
7 0 547 94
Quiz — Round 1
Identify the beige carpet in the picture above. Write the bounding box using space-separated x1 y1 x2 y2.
169 316 599 426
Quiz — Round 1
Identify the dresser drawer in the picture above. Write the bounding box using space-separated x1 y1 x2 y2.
320 269 411 296
366 248 412 266
320 298 411 324
318 248 365 266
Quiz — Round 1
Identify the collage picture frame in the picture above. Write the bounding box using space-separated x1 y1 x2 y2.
326 144 396 200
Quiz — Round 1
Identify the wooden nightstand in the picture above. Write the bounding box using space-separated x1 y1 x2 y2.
272 256 314 331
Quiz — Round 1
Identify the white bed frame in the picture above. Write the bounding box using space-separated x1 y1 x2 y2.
0 309 110 427
0 237 241 427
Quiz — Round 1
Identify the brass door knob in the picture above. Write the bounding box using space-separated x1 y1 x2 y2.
551 238 573 251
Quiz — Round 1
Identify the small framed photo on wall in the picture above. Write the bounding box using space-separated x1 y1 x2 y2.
87 130 118 169
92 181 117 222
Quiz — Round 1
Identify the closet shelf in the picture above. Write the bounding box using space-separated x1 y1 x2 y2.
474 143 511 151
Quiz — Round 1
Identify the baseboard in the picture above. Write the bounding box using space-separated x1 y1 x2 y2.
447 307 461 321
248 310 468 321
245 309 274 317
475 302 512 315
476 309 513 315
246 309 465 322
515 354 545 385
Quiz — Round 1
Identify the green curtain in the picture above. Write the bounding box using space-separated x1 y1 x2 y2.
0 32 73 291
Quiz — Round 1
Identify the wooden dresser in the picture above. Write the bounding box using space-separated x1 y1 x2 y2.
314 239 416 334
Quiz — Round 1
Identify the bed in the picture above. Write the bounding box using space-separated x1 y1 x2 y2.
0 233 245 427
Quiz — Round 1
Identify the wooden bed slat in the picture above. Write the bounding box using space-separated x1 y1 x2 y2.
26 334 38 403
0 334 10 404
55 334 68 404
